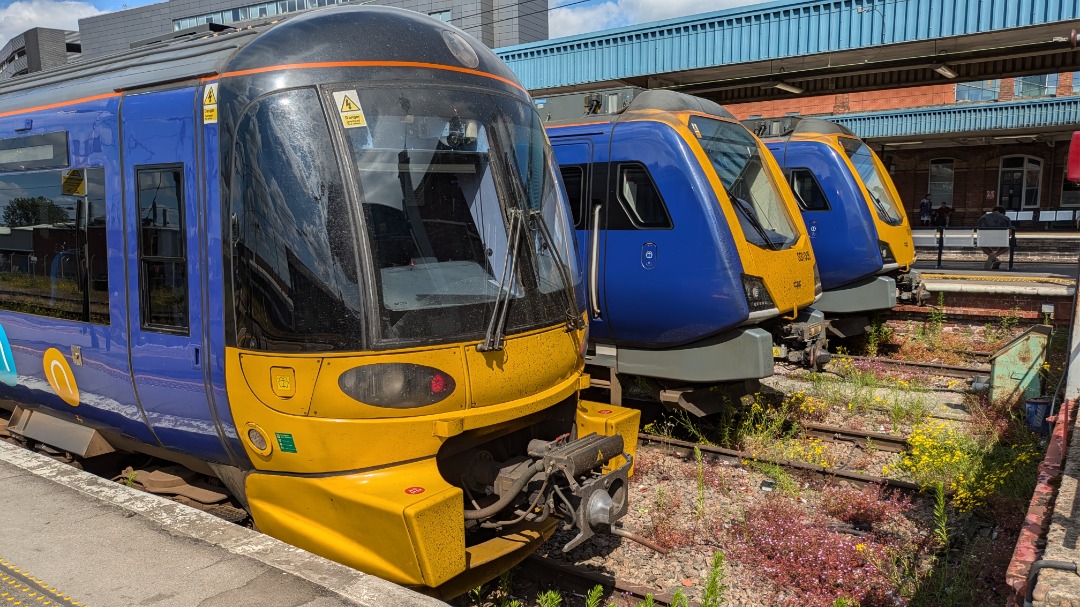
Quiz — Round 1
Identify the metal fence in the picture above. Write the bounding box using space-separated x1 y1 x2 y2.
912 228 1016 270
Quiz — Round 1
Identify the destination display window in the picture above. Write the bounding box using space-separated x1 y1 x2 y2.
0 167 109 323
0 132 69 172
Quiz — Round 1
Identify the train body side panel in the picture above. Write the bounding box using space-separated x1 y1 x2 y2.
549 134 621 343
0 98 157 444
119 87 234 464
604 120 746 347
199 81 246 463
767 140 882 291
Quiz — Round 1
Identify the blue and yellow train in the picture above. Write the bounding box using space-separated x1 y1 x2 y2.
0 6 639 596
541 88 826 413
747 116 917 336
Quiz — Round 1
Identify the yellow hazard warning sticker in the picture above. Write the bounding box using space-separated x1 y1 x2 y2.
61 169 85 197
332 90 367 129
203 83 219 125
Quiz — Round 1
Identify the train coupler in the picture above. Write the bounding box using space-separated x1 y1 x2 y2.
528 433 632 552
775 308 829 369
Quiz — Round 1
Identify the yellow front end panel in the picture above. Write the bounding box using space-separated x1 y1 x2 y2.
464 325 580 407
649 112 818 313
576 400 641 476
225 324 627 593
246 459 462 586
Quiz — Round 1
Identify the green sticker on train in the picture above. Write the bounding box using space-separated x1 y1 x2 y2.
275 432 298 453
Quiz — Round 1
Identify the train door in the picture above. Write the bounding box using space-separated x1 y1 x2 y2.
550 138 618 341
120 88 230 462
601 122 679 346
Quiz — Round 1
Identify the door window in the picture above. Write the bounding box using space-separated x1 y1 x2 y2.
788 168 830 211
615 163 672 229
136 165 188 333
998 156 1042 210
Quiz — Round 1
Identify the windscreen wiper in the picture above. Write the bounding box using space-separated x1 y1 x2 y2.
728 188 779 250
867 190 896 223
478 207 524 352
530 209 585 331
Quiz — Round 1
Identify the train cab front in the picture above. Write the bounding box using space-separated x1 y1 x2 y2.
684 115 827 369
212 6 638 597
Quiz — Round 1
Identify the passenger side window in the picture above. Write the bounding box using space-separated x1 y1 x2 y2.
559 165 585 228
136 166 187 333
615 163 672 229
789 168 830 211
0 167 109 323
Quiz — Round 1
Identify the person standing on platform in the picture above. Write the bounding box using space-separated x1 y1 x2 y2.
932 202 952 227
918 193 932 226
976 205 1011 270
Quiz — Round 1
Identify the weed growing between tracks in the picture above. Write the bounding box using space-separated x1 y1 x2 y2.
470 318 1051 606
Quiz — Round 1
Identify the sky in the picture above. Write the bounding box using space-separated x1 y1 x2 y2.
0 0 768 52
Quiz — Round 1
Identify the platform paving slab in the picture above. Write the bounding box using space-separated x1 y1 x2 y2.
0 440 449 607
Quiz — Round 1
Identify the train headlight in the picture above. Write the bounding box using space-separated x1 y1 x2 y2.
741 274 776 312
245 423 273 457
338 363 456 409
879 240 896 264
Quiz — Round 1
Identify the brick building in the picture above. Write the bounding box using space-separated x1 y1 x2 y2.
726 72 1080 228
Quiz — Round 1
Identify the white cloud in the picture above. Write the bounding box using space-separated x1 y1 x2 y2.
549 1 624 39
549 0 768 38
0 0 102 50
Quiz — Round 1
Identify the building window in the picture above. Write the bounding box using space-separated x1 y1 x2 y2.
430 9 452 22
928 158 954 207
998 156 1042 210
1073 72 1080 94
174 0 347 30
956 79 999 102
1015 74 1059 98
1063 172 1080 207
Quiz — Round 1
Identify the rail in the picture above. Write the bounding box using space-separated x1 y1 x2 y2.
912 227 1017 270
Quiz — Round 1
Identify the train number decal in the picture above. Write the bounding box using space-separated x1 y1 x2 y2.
797 251 813 262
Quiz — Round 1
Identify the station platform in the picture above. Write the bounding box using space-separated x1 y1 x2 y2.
0 440 447 607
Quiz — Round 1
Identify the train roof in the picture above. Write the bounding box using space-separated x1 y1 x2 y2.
0 20 262 115
544 89 736 128
742 115 856 141
0 5 519 117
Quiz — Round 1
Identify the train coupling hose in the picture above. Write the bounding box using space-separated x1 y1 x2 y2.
527 433 632 552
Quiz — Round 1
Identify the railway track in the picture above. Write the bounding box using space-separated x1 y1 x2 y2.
639 433 919 491
800 421 908 453
842 355 988 379
520 555 678 606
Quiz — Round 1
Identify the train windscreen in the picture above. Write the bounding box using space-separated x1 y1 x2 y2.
839 138 905 227
689 116 799 251
230 87 578 351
